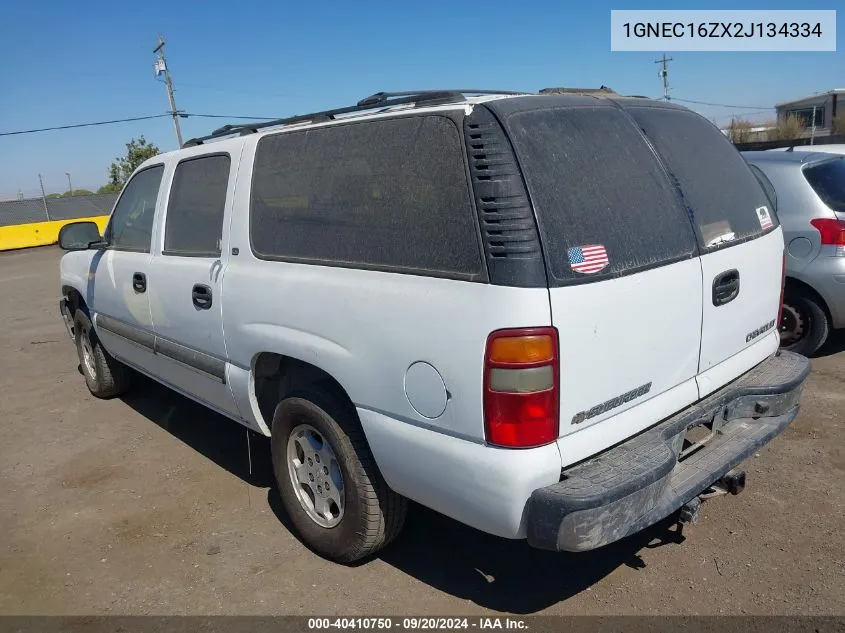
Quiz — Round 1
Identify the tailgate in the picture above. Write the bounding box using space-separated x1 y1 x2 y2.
626 105 784 395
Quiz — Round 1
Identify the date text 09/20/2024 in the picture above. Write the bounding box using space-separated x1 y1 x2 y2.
307 618 528 630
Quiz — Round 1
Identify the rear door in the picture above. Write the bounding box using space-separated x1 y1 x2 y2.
627 106 783 396
146 152 242 419
498 103 703 461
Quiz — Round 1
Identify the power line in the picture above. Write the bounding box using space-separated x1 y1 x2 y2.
0 112 279 137
0 114 171 137
672 97 771 110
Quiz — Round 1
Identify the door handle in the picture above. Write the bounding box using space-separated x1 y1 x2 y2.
192 284 213 310
132 272 147 293
712 269 740 306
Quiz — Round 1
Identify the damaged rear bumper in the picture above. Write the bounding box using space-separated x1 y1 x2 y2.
526 350 810 552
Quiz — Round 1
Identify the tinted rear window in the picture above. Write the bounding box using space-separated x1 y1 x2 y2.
804 157 845 213
504 106 697 282
629 107 776 248
164 154 230 256
250 115 482 277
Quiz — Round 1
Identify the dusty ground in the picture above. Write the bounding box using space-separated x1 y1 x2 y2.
0 246 843 616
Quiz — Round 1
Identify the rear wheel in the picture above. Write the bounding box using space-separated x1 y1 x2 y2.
73 310 131 398
779 290 829 356
270 389 406 563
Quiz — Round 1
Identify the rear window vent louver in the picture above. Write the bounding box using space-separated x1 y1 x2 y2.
464 107 546 287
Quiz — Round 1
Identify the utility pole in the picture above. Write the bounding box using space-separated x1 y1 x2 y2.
65 172 73 197
655 54 673 101
154 35 184 148
37 174 51 220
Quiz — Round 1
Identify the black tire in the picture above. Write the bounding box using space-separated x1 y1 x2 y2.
780 290 830 356
270 389 406 563
73 310 131 398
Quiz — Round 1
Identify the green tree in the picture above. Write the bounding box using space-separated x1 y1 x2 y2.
101 136 160 192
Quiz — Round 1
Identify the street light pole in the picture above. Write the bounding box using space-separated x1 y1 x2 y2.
65 172 73 197
38 173 51 221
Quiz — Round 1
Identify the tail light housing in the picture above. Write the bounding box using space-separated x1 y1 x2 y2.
483 327 559 448
778 250 786 330
810 218 845 250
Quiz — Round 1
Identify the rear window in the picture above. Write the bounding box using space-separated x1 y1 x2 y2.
629 107 776 248
250 115 482 277
804 157 845 213
504 106 698 282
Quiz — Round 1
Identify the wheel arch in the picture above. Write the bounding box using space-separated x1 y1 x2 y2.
250 351 358 436
784 276 832 322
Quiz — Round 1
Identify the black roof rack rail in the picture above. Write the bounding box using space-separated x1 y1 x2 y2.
182 89 530 147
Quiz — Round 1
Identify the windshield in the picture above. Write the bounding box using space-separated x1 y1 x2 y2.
804 157 845 213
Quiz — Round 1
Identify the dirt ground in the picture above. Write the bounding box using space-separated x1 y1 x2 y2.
1 246 843 616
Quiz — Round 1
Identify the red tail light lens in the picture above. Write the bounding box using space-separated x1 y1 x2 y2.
484 327 559 448
810 218 845 245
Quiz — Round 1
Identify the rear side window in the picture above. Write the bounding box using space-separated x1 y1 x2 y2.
164 154 231 257
504 106 697 282
629 107 776 248
250 115 482 277
804 157 845 213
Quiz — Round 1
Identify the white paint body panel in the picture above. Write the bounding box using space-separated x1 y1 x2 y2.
549 259 703 440
358 408 562 539
696 228 785 391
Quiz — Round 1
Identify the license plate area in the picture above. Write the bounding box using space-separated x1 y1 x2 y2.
678 415 724 462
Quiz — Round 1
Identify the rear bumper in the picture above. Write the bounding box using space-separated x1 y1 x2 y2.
525 350 810 552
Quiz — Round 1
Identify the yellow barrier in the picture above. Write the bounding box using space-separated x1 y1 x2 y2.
0 216 109 252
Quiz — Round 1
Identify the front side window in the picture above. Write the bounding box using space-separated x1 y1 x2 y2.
106 165 164 252
164 154 231 256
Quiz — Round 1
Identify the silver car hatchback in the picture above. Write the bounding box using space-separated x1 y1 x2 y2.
743 150 845 355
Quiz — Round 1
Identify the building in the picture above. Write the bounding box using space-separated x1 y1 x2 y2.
775 89 844 135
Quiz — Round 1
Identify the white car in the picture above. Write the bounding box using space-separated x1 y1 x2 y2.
57 89 810 562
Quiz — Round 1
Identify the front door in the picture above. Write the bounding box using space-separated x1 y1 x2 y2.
91 164 164 374
146 152 241 419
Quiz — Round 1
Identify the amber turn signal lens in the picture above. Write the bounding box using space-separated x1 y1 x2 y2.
488 335 555 364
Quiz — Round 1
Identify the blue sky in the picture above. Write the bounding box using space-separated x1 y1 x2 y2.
0 0 842 199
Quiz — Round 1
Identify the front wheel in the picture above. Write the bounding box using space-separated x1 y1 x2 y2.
73 310 131 398
270 390 406 563
779 291 830 356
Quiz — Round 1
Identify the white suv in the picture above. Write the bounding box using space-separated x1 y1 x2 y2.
58 90 810 562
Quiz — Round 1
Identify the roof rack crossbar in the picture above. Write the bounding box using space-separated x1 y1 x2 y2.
183 89 529 147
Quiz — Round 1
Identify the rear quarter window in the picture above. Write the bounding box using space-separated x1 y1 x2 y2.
804 157 845 213
628 107 777 248
250 115 483 278
504 105 698 283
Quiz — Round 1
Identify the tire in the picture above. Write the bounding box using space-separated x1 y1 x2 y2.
73 310 131 398
780 290 830 356
270 389 406 563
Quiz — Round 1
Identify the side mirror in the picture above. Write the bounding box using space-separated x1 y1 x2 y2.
58 221 104 251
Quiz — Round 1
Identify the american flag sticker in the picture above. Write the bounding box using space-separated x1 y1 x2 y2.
567 244 609 274
756 206 773 230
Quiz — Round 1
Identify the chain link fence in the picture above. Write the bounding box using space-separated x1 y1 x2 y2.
0 193 118 227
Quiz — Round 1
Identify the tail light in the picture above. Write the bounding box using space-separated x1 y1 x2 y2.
483 327 559 448
778 250 786 331
810 218 845 252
